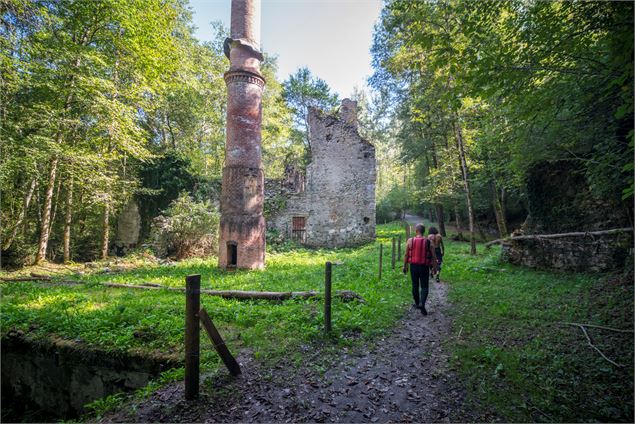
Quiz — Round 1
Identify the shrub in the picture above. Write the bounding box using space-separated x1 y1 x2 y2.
148 194 219 260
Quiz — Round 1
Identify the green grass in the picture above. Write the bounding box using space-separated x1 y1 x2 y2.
2 221 632 422
1 223 412 369
442 240 634 422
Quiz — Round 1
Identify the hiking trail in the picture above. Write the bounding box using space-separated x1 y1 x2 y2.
102 281 482 423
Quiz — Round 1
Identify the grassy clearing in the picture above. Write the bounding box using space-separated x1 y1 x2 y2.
442 239 634 422
1 223 411 371
3 221 632 422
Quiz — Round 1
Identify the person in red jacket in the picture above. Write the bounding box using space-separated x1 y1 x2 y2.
403 224 437 315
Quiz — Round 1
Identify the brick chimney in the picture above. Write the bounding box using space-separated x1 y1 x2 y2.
218 0 266 270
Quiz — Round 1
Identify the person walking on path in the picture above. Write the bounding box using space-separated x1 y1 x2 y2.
403 224 437 315
428 226 444 283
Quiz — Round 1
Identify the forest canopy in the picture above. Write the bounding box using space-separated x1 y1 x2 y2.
1 0 633 266
370 0 633 250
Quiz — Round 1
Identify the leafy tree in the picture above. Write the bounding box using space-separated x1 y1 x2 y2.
371 0 633 249
0 3 296 267
282 67 339 160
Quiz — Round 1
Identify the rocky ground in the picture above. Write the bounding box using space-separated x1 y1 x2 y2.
102 281 489 423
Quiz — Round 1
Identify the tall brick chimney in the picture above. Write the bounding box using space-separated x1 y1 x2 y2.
218 0 266 270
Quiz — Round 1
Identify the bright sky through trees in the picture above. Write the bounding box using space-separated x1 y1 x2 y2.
188 0 382 98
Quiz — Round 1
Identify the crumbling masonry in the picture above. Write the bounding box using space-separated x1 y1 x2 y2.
268 99 376 247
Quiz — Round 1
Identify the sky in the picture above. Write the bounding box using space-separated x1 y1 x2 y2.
188 0 383 99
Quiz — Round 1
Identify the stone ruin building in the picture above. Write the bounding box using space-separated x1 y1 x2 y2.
268 99 376 248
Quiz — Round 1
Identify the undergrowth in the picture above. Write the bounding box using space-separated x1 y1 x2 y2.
443 241 634 422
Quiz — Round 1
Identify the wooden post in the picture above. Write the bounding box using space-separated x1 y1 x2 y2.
199 308 241 376
398 235 402 263
378 244 383 280
184 274 200 400
391 237 396 270
405 224 410 239
324 261 332 332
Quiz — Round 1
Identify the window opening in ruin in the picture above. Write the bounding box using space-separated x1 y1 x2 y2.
292 216 306 243
363 217 370 224
227 242 237 268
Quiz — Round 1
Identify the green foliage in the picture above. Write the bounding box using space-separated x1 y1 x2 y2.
282 66 340 163
0 5 296 266
443 243 633 422
148 193 219 260
136 152 198 239
376 185 409 223
1 223 411 366
371 0 634 231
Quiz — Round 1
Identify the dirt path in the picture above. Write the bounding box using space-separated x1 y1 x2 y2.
102 282 478 423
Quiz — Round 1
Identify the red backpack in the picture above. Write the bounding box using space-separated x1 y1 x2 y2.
407 236 433 266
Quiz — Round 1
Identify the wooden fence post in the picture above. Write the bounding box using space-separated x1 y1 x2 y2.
398 235 402 263
405 224 410 240
378 244 383 280
391 237 396 270
324 261 332 332
199 308 241 376
184 274 200 400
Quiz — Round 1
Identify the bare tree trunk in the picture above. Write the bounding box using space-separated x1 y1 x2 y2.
48 172 63 235
34 53 81 264
101 202 109 260
3 178 36 250
489 180 508 237
36 156 58 263
453 116 476 255
63 179 73 262
454 203 462 232
435 204 446 236
426 136 446 237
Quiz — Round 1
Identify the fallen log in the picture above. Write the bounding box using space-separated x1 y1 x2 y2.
485 227 634 248
56 281 365 302
1 275 51 282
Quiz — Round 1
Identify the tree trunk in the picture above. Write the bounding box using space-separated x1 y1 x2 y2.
36 156 59 263
435 204 446 236
33 53 81 264
101 202 109 259
489 180 508 238
453 116 476 255
3 178 36 250
454 203 462 232
48 172 63 236
63 179 73 263
427 137 446 237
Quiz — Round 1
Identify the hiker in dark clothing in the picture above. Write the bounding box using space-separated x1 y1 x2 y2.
403 224 437 315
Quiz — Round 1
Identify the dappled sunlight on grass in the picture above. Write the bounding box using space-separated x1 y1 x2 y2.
2 223 413 368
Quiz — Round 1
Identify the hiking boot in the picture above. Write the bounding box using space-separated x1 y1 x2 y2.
413 303 421 309
436 276 440 283
421 306 428 315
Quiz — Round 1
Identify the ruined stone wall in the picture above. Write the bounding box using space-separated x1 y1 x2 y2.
114 200 141 255
1 335 179 420
501 231 633 272
268 99 376 248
